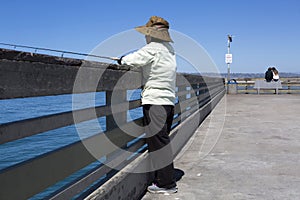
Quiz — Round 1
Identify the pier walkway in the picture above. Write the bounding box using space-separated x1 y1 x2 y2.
142 94 300 200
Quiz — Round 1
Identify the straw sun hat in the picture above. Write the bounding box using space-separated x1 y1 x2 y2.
135 16 173 42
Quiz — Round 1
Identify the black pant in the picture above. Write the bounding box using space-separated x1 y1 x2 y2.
143 105 176 189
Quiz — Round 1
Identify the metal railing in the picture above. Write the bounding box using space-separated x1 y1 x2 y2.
230 78 300 94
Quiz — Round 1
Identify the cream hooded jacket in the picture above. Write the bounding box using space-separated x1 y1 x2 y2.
121 42 176 105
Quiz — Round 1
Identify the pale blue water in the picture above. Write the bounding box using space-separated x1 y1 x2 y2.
0 89 143 199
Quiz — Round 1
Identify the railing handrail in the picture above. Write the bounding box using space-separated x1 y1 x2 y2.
227 78 300 94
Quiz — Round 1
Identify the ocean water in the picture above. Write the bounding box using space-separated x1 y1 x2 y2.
0 89 143 199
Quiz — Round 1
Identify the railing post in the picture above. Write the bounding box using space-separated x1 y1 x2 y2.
106 90 127 131
177 85 187 123
287 80 291 94
244 78 251 94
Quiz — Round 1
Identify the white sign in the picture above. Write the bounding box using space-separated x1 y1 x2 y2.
225 54 232 64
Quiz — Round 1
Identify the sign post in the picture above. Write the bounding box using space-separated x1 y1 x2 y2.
226 35 233 82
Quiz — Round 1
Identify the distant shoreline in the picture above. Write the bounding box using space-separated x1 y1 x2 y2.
220 72 300 79
196 72 300 79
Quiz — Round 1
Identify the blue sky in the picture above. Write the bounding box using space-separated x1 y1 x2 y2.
1 0 299 73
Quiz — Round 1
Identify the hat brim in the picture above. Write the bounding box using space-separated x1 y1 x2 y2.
135 26 173 43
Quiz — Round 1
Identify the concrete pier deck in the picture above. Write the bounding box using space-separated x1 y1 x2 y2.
142 94 300 200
